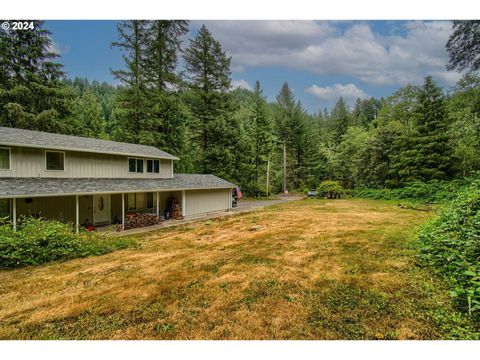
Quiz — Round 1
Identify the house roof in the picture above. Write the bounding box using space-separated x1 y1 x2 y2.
0 174 236 198
0 126 179 160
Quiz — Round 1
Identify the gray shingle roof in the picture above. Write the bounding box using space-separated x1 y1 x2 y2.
0 126 179 160
0 174 237 198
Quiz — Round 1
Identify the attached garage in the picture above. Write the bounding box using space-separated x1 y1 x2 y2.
184 189 231 217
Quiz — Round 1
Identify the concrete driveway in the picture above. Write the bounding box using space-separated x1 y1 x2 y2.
232 194 304 213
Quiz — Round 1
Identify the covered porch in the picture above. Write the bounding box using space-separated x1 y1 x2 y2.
1 190 186 232
0 175 235 232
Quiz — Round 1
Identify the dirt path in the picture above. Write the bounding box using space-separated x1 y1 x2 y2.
0 199 458 339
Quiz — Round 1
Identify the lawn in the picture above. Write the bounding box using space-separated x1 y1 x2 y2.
0 199 469 339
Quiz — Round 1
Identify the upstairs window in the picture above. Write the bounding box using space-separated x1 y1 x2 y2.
0 148 10 170
128 158 144 173
147 159 160 174
46 151 64 171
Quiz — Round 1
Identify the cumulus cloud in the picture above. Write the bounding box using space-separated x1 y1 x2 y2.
231 79 253 91
194 20 457 87
305 83 368 103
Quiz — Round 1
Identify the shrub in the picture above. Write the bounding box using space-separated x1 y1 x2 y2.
418 181 480 318
0 217 134 269
351 176 475 203
316 180 345 199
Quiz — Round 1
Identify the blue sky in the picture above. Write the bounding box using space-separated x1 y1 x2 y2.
45 20 459 113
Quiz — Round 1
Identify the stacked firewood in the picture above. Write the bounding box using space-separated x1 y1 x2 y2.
124 213 160 230
171 203 183 220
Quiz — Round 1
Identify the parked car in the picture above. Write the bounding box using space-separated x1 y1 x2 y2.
307 189 318 198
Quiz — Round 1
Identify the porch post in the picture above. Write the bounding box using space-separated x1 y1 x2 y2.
75 195 79 234
12 198 16 231
156 191 160 218
181 190 185 217
121 193 125 231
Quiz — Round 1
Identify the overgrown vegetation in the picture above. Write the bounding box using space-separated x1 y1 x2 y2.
417 180 480 320
351 176 475 203
0 217 134 269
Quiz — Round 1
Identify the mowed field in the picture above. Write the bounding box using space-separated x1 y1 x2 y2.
0 199 459 339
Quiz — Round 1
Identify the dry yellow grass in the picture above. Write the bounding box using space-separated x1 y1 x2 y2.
0 199 457 339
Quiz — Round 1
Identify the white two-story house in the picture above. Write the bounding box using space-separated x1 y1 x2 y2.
0 126 235 231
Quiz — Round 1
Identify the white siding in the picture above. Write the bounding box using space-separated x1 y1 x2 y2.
184 189 230 216
0 146 173 179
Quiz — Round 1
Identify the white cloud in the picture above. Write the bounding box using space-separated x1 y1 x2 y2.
231 79 253 91
306 83 368 103
194 20 458 87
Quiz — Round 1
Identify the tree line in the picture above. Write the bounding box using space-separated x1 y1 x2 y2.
1 20 480 194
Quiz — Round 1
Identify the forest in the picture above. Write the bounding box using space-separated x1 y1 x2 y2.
2 20 480 326
1 20 480 196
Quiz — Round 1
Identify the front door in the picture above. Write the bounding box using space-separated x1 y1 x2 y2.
93 194 110 225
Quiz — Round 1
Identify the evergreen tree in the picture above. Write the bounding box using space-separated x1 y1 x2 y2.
390 77 453 184
446 20 480 73
0 20 77 134
414 76 453 180
274 83 321 189
70 89 106 138
330 97 351 145
111 20 150 143
183 24 236 180
144 20 189 90
250 81 275 188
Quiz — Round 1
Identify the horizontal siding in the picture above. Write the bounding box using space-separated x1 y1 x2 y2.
0 146 173 179
185 189 230 216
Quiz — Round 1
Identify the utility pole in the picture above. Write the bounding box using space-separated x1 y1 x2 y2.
266 158 270 197
282 141 287 194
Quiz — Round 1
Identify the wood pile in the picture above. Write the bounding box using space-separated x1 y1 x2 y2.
124 213 160 230
171 203 183 220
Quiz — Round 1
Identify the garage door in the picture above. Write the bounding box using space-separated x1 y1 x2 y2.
185 189 230 216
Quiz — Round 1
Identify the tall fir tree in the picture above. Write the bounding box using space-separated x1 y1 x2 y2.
140 20 191 169
414 76 453 180
250 81 275 187
0 20 77 134
389 77 452 184
330 97 351 145
110 20 150 144
144 20 189 90
274 83 321 189
183 24 237 180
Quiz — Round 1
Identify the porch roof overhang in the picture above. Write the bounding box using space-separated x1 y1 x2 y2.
0 174 237 199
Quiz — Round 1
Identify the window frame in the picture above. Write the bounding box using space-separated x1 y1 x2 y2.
45 150 65 172
127 192 155 211
0 147 11 170
128 157 137 173
146 159 160 174
128 157 144 174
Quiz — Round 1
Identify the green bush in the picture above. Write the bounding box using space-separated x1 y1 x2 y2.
351 177 475 203
0 217 134 269
418 181 480 318
316 180 345 199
